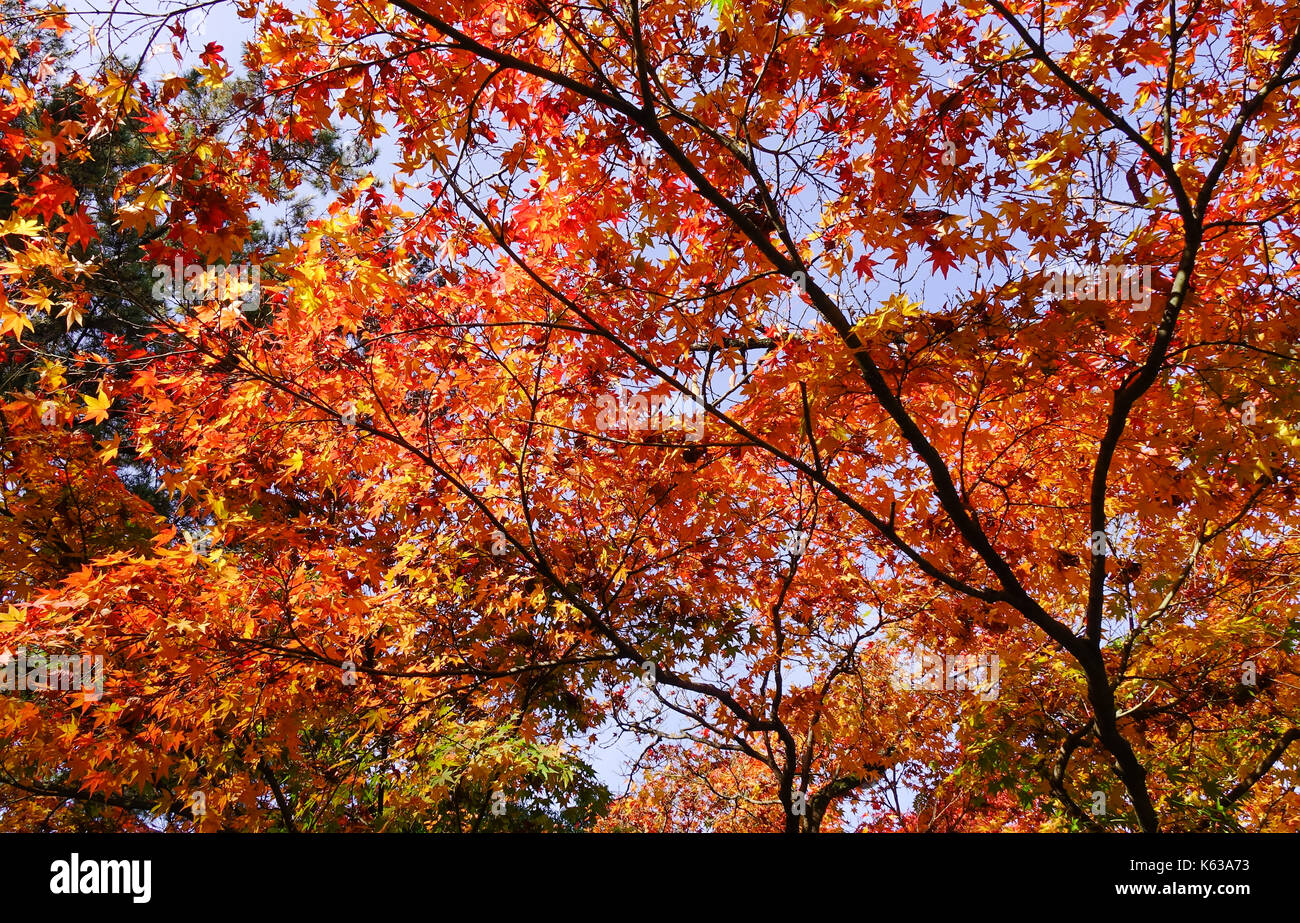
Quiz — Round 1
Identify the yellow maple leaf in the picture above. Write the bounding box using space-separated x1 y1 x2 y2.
81 387 113 424
115 203 154 235
0 309 33 340
0 217 43 237
134 185 170 213
97 432 121 462
58 301 85 329
18 287 53 314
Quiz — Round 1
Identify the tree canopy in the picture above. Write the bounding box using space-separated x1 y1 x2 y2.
1 0 1299 832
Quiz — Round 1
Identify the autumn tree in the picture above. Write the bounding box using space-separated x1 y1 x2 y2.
0 3 612 831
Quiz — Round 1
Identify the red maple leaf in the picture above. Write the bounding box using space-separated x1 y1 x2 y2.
28 174 75 222
927 243 959 278
138 109 169 134
63 205 97 250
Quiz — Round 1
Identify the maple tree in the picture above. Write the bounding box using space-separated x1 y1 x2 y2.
2 0 1300 833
